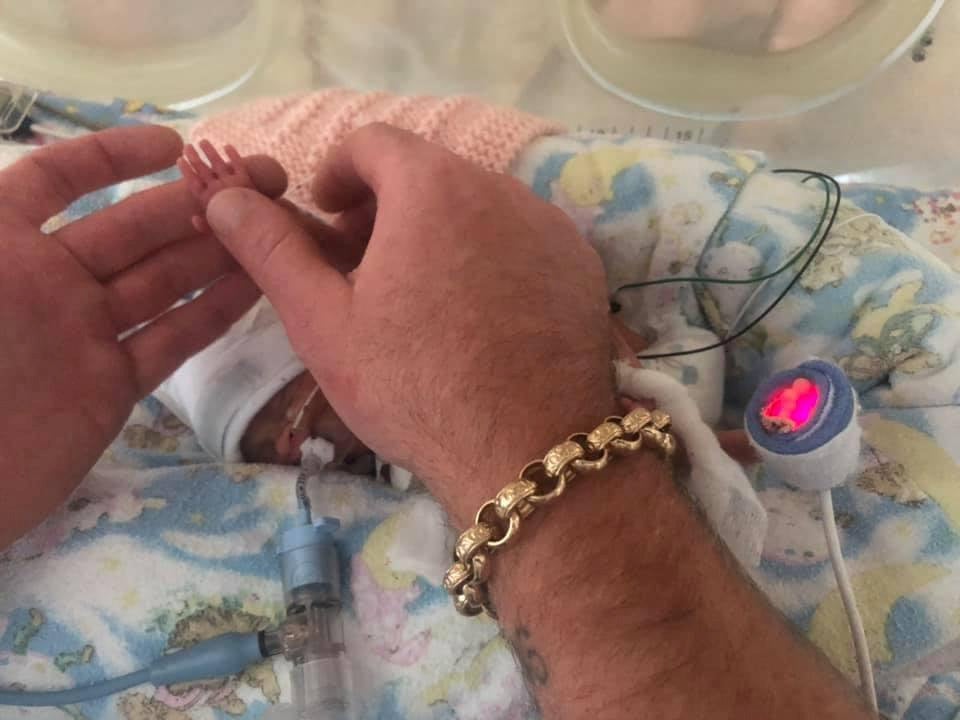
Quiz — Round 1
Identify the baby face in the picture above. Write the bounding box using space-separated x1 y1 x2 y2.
241 370 369 466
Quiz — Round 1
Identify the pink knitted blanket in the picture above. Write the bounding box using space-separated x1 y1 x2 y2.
191 89 563 209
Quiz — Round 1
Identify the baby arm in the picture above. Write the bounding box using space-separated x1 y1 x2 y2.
612 316 758 466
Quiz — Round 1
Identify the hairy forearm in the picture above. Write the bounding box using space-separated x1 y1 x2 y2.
436 414 872 719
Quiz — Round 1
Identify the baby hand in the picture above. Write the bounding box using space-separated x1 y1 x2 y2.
178 140 255 234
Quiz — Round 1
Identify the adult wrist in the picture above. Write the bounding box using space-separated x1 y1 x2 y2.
424 389 622 529
443 402 677 617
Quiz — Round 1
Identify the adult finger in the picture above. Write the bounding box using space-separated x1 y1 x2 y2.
104 235 238 332
207 188 352 345
330 196 377 252
275 199 366 274
124 272 260 395
56 154 288 279
0 125 183 225
311 123 427 212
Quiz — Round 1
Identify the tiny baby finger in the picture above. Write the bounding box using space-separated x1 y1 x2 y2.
224 145 244 171
184 144 214 182
199 140 230 176
177 158 205 193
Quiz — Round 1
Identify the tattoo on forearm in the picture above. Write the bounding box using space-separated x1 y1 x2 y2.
512 624 549 689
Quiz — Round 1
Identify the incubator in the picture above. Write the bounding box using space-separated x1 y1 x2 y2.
0 0 279 108
560 0 943 120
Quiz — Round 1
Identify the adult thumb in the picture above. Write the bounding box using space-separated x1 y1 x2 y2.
207 187 351 348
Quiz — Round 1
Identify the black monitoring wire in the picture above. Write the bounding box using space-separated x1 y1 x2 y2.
610 169 842 361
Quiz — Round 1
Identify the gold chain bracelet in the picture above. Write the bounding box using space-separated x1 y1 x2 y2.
443 407 676 617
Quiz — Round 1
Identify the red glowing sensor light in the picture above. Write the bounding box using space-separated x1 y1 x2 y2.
761 377 821 433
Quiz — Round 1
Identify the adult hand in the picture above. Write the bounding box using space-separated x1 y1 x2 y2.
208 124 871 720
0 126 286 549
207 123 616 519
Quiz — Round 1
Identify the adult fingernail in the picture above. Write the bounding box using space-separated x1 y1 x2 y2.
207 188 252 235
